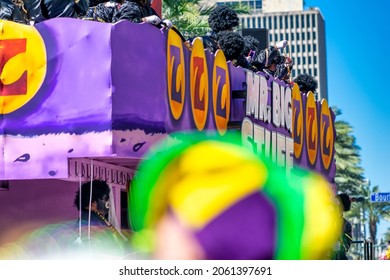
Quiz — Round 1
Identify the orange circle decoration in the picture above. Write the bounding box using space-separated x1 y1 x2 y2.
212 50 230 135
320 99 334 170
166 28 186 121
190 38 209 131
292 83 304 159
305 92 318 166
0 20 47 114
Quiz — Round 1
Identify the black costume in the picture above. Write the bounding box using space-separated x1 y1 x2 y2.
189 5 240 56
0 0 27 23
23 0 89 23
112 0 158 23
332 218 352 260
84 0 122 23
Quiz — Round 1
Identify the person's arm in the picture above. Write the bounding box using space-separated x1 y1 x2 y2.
343 220 353 251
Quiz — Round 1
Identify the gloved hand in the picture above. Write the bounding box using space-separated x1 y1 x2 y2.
161 19 173 29
275 40 288 49
285 57 294 66
144 15 161 25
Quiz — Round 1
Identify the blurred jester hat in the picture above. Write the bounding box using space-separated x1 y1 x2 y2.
128 132 341 260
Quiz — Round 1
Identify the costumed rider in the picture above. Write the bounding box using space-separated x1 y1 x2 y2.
216 31 257 71
112 0 172 29
293 73 318 95
23 0 89 23
0 0 28 23
252 40 293 79
191 4 239 54
83 0 122 23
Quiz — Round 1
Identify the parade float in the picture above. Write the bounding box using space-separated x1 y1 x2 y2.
0 18 336 246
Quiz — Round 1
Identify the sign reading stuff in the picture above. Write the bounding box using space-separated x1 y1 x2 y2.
242 71 336 180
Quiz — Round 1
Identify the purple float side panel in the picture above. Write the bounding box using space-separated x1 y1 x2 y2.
111 22 168 159
1 19 114 180
229 64 247 124
0 180 79 246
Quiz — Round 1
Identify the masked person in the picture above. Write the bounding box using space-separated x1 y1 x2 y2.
83 0 122 23
112 0 172 28
23 0 89 23
73 179 129 255
192 4 240 54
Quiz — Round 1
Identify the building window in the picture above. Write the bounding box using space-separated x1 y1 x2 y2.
257 17 261 28
280 33 284 40
263 17 266 28
308 56 312 64
280 16 283 29
302 32 305 40
292 69 296 77
298 57 301 64
291 45 295 52
303 57 306 64
314 56 317 64
268 17 272 29
274 16 277 29
249 0 255 9
286 33 289 40
290 15 294 28
297 45 300 52
296 32 300 40
301 15 305 28
312 14 316 27
252 18 256 27
302 45 306 52
307 31 311 40
269 34 272 42
285 15 288 29
256 0 262 10
307 15 310 28
296 15 299 28
309 68 312 75
313 31 316 40
313 44 317 52
275 34 278 42
241 18 245 26
308 44 311 52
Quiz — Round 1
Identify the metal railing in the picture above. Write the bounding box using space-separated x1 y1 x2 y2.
351 239 374 260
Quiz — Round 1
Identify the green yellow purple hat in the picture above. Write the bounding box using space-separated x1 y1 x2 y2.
129 132 341 259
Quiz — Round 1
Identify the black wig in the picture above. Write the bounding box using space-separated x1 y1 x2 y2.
74 180 110 211
217 31 245 62
293 73 318 93
208 5 239 33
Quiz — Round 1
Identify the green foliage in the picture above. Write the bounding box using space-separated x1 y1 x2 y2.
333 107 365 194
162 0 250 38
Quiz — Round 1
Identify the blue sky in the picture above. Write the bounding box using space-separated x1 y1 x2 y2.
304 0 390 240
